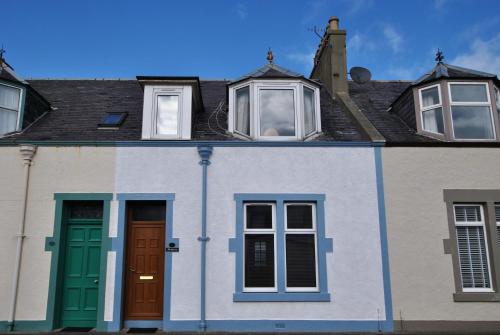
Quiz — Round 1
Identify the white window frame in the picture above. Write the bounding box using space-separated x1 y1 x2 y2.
284 203 319 292
418 83 445 135
448 82 496 141
453 204 494 293
496 204 500 246
243 203 277 292
0 82 23 134
228 80 321 141
141 85 192 140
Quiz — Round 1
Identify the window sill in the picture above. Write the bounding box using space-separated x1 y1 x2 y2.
453 292 500 302
233 292 330 302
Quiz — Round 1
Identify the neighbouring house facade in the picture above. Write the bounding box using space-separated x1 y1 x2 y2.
0 16 500 333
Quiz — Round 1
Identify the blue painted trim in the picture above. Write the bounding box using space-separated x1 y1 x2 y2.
124 320 163 328
109 193 176 332
374 147 394 331
0 140 383 148
233 293 331 302
197 146 213 331
162 319 393 332
230 193 332 302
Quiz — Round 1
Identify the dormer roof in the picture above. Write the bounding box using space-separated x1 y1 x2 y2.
229 63 320 86
413 62 499 86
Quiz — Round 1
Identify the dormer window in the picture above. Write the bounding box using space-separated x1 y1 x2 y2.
448 83 495 140
138 77 203 140
419 84 444 134
0 83 22 135
229 80 320 141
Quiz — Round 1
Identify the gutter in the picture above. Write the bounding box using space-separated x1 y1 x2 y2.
8 145 37 331
197 146 213 331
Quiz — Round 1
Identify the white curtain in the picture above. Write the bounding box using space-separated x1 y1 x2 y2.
0 108 18 134
423 109 438 133
236 88 250 135
0 85 20 134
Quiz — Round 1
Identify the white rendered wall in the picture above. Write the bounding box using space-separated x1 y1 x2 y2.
115 146 385 321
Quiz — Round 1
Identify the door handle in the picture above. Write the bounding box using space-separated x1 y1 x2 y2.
129 267 136 272
94 279 99 284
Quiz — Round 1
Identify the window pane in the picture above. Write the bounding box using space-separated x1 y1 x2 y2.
0 84 20 110
245 234 275 288
287 205 313 229
456 226 490 289
303 87 316 135
421 86 440 107
0 108 18 135
129 201 166 221
496 205 500 246
68 201 103 219
422 107 444 134
450 84 488 102
156 95 179 136
235 86 250 135
451 106 494 139
246 204 273 229
259 89 295 136
286 234 316 288
455 205 482 222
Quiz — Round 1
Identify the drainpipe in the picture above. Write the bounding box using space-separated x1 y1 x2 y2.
8 145 37 331
197 146 213 332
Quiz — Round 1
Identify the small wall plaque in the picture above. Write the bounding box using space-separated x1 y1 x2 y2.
166 247 179 252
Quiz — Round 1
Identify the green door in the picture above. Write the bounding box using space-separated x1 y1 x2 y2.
60 219 102 328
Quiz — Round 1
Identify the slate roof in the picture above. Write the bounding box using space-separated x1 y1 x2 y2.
3 78 369 142
1 74 494 144
413 62 498 86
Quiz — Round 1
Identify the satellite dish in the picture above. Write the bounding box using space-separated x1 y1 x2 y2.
349 67 372 84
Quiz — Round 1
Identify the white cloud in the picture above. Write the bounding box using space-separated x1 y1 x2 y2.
348 32 376 53
235 3 248 20
287 51 315 71
383 25 403 53
450 33 500 76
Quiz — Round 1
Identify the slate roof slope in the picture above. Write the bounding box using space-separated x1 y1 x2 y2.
3 79 368 142
349 81 439 143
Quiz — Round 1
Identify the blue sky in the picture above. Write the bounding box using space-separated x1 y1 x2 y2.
2 0 500 80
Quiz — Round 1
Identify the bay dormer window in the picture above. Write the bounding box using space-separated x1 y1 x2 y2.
229 80 321 141
0 83 23 136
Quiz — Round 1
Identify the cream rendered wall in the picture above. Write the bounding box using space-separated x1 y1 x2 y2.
115 146 386 321
382 147 500 322
0 147 116 321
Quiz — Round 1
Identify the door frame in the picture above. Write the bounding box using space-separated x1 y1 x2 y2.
110 193 176 332
45 193 113 331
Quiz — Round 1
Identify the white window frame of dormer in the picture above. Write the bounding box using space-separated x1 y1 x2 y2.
228 80 321 141
0 82 23 136
141 85 192 140
418 83 445 135
447 82 496 141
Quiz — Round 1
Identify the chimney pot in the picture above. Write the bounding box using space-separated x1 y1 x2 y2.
328 16 339 30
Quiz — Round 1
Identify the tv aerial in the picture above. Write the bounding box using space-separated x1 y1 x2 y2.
349 66 372 84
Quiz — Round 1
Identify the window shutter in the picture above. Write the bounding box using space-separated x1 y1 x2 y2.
495 205 500 246
454 205 491 289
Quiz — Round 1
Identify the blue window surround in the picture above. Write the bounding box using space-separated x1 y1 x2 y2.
229 193 332 302
108 193 176 332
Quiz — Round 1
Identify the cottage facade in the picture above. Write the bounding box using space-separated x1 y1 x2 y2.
1 16 500 333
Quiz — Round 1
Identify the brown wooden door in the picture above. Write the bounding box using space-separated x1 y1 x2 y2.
124 217 165 319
